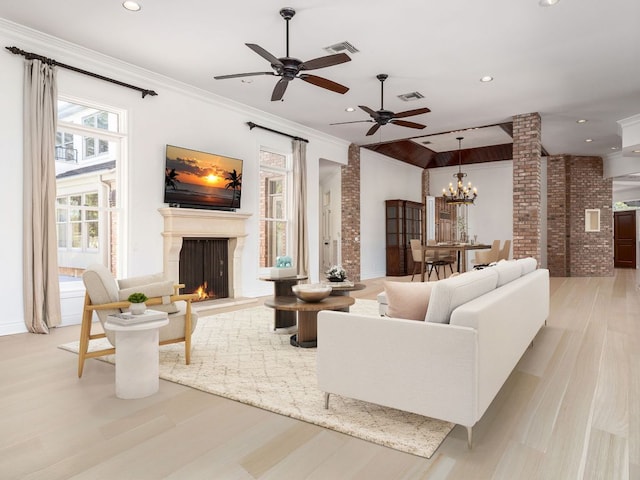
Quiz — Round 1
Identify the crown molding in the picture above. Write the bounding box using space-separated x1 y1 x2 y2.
0 17 350 150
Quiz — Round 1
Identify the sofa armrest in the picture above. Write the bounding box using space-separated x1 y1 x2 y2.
317 312 479 427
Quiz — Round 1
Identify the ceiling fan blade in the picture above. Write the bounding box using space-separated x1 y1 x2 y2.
245 43 283 67
214 71 275 80
271 78 289 101
358 105 379 118
330 119 375 125
299 74 349 94
392 107 431 119
366 123 381 136
391 119 427 130
299 53 351 71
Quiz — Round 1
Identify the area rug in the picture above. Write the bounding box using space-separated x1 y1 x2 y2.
59 299 454 458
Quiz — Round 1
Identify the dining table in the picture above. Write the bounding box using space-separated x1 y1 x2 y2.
420 243 492 281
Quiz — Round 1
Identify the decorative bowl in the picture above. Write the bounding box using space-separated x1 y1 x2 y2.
291 284 332 302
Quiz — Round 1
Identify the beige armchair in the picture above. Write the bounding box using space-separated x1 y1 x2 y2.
78 264 199 378
472 240 500 268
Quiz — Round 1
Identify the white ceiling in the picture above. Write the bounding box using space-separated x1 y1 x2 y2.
1 0 639 160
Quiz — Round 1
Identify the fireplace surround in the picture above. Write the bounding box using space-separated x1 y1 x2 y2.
158 207 251 299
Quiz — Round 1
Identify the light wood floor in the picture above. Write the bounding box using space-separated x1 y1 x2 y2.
1 271 638 479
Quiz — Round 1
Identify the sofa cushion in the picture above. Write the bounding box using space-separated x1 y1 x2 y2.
384 281 433 321
118 272 166 290
425 268 499 324
516 257 538 275
495 260 522 287
118 280 180 314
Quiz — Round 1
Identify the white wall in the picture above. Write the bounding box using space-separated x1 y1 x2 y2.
360 149 423 279
0 20 350 335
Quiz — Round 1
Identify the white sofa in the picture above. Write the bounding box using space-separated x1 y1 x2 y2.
316 258 549 447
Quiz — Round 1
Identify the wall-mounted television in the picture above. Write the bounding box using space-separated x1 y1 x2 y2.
164 144 243 211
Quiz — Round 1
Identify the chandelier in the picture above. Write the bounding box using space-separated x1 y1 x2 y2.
442 136 477 205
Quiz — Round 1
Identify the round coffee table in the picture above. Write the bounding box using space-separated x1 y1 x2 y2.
264 295 355 348
259 275 308 330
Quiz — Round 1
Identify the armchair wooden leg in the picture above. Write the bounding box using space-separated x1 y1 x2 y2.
78 293 93 378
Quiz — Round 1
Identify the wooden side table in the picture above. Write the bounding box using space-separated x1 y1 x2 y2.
259 275 307 330
105 310 169 399
325 282 365 312
264 295 355 348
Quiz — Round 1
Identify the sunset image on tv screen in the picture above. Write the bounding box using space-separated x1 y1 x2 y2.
164 145 242 209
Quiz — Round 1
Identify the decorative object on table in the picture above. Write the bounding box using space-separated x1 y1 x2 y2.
291 283 332 303
127 292 148 314
270 255 297 278
326 265 347 282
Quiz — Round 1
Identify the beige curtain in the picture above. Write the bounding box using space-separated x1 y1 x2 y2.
292 139 309 276
23 59 62 333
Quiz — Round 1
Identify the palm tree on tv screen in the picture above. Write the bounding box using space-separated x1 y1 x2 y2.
165 168 180 190
224 169 242 206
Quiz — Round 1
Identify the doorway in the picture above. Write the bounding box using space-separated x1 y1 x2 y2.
614 210 636 268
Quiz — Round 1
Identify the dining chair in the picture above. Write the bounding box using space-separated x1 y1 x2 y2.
497 239 512 261
472 239 500 268
410 239 438 281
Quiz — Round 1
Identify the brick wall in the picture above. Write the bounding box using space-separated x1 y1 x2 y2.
341 144 361 281
568 156 613 276
512 113 542 263
546 155 613 277
546 155 569 276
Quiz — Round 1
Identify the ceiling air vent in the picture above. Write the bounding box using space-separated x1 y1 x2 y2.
398 91 424 102
324 41 359 54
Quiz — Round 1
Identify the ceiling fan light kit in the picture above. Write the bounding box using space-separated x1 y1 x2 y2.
214 8 351 101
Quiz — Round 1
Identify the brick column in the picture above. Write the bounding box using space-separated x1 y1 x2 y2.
546 155 570 276
567 156 613 276
512 113 542 263
341 144 361 281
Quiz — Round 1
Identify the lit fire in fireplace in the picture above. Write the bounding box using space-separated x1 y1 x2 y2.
193 282 214 301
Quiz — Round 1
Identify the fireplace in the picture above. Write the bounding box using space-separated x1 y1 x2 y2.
180 238 229 300
158 208 251 299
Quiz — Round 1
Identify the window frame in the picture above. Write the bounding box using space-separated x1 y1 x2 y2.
258 146 293 270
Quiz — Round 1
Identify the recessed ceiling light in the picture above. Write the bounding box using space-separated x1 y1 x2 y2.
122 1 141 12
585 138 593 143
241 78 253 83
634 149 640 153
539 0 560 6
480 76 493 83
611 147 619 150
576 119 588 124
345 107 356 112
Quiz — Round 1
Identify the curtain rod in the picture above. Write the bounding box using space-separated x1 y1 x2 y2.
5 46 158 99
247 122 309 143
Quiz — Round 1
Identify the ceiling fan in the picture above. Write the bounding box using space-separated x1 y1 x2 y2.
331 74 431 136
214 8 351 102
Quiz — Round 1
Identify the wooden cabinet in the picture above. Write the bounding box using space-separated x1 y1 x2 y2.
385 200 423 276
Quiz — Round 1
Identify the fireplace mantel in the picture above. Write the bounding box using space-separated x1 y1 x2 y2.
158 207 252 298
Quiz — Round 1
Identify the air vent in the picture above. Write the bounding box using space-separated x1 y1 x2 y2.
422 140 432 145
398 91 424 102
324 41 360 54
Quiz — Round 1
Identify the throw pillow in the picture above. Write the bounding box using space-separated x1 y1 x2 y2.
384 281 433 321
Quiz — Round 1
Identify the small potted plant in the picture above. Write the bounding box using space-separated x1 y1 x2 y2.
326 265 347 282
127 292 148 315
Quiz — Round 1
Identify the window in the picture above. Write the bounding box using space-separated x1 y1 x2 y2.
82 111 110 159
259 149 291 268
56 98 125 280
56 192 100 250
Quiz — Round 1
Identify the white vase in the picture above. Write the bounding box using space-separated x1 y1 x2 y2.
130 302 146 315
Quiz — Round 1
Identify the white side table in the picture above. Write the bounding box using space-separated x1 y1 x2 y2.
105 310 169 399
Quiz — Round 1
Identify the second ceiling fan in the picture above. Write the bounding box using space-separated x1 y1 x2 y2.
214 8 351 102
332 74 431 136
